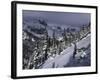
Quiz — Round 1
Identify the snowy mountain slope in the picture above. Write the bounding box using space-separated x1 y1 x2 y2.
41 44 74 68
22 17 91 69
24 28 45 39
23 18 80 39
41 34 91 68
76 34 90 49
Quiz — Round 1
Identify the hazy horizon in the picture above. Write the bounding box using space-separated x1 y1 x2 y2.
23 10 90 27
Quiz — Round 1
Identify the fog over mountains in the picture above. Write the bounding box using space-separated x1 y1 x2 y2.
23 10 90 27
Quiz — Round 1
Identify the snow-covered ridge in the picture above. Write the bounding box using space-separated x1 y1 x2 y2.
41 34 90 68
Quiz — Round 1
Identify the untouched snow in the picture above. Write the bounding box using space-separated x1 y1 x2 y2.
76 34 90 49
41 34 91 68
41 44 74 68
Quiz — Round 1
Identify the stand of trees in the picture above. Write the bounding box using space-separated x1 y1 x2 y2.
23 19 91 69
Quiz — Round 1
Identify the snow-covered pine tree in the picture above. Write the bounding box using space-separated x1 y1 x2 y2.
63 28 67 46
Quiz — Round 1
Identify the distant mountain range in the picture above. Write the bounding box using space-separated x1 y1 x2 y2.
23 17 81 40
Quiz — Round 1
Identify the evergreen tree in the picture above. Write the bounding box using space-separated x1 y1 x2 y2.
52 30 56 48
63 28 67 46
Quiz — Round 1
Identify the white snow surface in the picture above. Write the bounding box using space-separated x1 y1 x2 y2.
41 34 91 68
42 44 74 68
76 34 90 49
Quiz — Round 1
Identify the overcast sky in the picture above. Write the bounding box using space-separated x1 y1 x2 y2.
23 10 90 27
